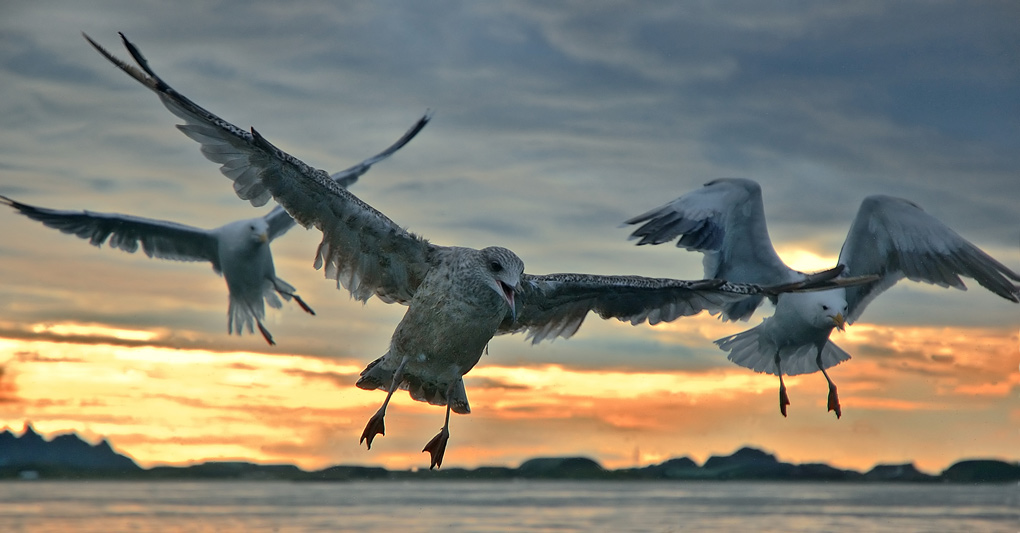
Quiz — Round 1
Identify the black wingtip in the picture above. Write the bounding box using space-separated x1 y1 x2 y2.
117 32 158 79
249 127 275 152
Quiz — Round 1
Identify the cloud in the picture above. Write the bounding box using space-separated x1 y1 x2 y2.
0 363 18 404
0 1 1017 473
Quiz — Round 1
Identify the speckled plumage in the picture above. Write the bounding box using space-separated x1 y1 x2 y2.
357 246 525 414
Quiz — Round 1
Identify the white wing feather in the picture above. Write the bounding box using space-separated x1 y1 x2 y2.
838 195 1020 322
1 195 219 267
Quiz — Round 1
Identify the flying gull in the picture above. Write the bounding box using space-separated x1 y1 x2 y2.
0 114 429 345
625 178 1020 418
85 34 871 468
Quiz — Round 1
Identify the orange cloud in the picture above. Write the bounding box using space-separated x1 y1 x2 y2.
1 318 1017 473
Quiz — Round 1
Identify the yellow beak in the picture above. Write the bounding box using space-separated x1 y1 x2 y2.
832 312 846 332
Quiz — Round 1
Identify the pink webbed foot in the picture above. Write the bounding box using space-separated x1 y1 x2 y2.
360 410 386 450
827 384 842 419
779 382 791 418
256 321 275 346
422 427 450 470
292 294 315 316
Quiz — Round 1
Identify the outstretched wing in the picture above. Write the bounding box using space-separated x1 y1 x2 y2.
264 113 432 240
624 178 798 320
838 195 1020 322
498 267 860 344
1 195 219 266
263 205 298 242
330 112 431 188
625 178 793 282
85 33 437 304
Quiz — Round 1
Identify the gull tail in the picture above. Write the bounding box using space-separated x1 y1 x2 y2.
228 298 274 345
716 324 850 376
356 356 393 391
358 358 471 415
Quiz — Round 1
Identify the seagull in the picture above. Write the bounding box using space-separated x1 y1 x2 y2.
84 33 872 468
625 178 1020 418
0 113 429 345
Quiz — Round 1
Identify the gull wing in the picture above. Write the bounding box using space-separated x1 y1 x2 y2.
624 178 797 320
264 112 432 240
1 195 219 267
497 267 857 344
838 195 1020 323
85 33 437 304
625 178 793 283
329 112 431 188
263 205 298 242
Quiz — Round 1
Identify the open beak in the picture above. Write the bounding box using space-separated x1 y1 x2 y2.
832 312 846 332
500 281 517 322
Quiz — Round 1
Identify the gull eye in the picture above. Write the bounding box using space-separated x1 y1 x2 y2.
822 305 829 311
490 261 503 273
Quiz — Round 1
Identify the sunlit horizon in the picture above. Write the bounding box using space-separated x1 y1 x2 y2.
2 314 1016 474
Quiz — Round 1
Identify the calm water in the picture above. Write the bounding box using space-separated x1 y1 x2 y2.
0 480 1016 532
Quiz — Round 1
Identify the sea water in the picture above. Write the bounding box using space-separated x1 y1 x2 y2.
0 480 1016 532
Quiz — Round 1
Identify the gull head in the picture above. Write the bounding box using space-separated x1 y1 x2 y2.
247 219 270 244
479 246 524 321
793 289 848 332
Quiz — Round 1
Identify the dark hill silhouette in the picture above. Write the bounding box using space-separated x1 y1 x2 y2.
2 423 1017 483
518 456 604 478
0 423 139 475
942 460 1020 483
864 463 937 482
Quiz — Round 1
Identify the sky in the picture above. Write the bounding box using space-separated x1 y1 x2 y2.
0 1 1018 473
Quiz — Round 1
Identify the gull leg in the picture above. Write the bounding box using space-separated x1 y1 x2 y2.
290 293 315 315
255 318 275 346
817 351 841 419
273 281 316 315
422 383 454 470
360 356 409 450
776 352 790 417
274 283 316 316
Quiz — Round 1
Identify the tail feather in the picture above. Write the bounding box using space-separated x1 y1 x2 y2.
357 356 471 414
228 297 275 345
227 297 263 335
356 356 392 391
716 325 850 376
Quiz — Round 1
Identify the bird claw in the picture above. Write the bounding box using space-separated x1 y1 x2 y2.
292 294 316 316
827 385 842 419
257 321 275 346
422 427 450 470
360 412 386 450
779 384 790 418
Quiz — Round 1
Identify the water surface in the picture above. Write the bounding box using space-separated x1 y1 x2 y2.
0 480 1016 532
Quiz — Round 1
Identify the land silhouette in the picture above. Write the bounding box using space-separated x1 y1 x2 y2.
2 423 1017 483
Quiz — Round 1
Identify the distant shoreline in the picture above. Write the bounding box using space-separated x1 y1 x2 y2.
3 424 1019 483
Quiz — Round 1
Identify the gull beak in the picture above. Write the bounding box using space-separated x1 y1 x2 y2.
500 281 517 322
832 312 846 332
259 232 269 244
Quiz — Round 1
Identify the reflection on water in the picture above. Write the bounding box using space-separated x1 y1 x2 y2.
0 480 1016 532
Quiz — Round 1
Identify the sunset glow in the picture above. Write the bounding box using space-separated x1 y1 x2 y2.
2 314 1016 473
1 2 1017 478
